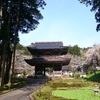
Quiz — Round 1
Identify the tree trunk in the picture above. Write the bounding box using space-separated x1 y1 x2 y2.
0 40 7 89
0 0 2 79
4 49 12 84
0 0 8 88
4 0 13 86
0 0 12 89
10 0 21 87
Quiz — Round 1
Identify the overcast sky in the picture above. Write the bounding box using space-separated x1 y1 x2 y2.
19 0 100 48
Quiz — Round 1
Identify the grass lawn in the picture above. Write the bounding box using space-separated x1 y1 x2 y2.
52 89 100 100
85 71 100 82
33 71 100 100
33 78 100 100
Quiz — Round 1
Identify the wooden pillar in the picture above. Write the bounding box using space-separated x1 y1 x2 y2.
35 66 42 76
40 67 42 75
35 66 37 76
53 65 62 77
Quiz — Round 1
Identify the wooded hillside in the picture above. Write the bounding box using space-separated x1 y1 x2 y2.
15 44 100 74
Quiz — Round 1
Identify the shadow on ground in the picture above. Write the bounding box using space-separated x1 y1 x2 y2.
85 72 100 82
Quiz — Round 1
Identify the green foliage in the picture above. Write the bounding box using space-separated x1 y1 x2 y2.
68 45 81 56
16 43 24 50
16 43 31 55
23 48 31 55
0 0 46 88
50 82 83 88
33 78 100 100
34 91 67 100
85 71 100 82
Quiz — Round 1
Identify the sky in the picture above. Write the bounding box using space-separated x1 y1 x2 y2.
19 0 100 48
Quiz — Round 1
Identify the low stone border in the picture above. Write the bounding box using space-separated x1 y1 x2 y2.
29 85 44 100
29 80 47 100
29 93 34 100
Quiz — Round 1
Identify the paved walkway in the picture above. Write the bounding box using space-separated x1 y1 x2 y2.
0 79 47 100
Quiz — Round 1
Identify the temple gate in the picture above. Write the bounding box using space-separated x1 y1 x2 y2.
25 42 71 77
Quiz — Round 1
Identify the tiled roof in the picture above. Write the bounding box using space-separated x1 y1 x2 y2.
30 42 63 49
25 56 71 66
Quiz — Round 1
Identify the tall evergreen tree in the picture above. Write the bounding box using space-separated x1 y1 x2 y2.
0 0 10 89
0 0 46 89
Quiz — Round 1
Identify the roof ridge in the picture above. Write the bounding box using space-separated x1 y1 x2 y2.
35 41 63 44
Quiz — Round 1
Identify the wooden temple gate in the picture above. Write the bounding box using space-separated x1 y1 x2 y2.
25 42 71 77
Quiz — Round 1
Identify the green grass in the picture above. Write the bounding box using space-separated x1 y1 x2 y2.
33 85 53 100
33 77 100 100
41 86 52 92
85 71 100 82
0 78 30 95
52 89 100 100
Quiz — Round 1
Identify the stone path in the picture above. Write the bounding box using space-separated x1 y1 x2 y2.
0 79 47 100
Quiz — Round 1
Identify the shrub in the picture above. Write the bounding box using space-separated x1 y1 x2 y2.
50 82 83 89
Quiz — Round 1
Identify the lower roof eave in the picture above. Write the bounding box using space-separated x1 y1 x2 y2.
25 59 71 67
